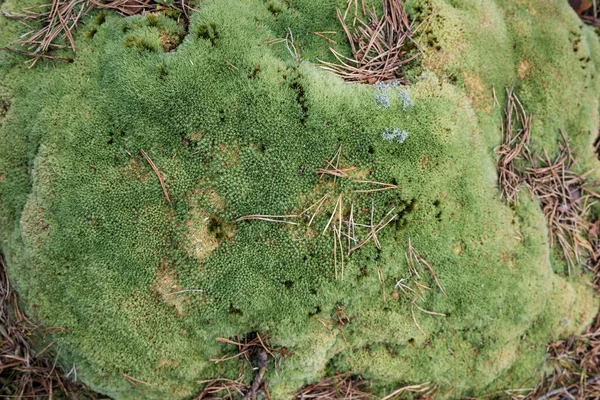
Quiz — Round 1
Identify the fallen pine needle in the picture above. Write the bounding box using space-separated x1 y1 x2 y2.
141 150 172 206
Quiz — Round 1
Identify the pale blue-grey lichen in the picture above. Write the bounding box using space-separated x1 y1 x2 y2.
374 81 400 109
398 89 414 110
382 128 408 144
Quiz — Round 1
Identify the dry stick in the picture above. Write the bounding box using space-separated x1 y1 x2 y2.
141 150 172 206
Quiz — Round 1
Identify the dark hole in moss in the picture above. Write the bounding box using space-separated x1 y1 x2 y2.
594 132 600 159
208 216 226 240
283 280 294 289
248 65 261 79
408 338 415 345
257 142 266 153
368 145 375 154
228 304 243 316
124 36 158 52
197 22 219 46
0 98 10 119
436 211 442 221
289 77 308 125
95 11 107 26
433 199 441 207
147 14 159 27
107 138 114 145
86 27 98 38
309 305 321 317
156 64 168 80
310 288 317 295
266 1 282 15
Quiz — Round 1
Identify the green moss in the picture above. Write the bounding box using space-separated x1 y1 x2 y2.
0 0 599 399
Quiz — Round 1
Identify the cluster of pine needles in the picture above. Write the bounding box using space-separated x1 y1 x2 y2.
235 145 402 281
0 254 103 399
318 0 423 83
496 87 600 275
295 376 437 400
495 87 600 399
198 333 275 400
503 311 600 400
1 0 190 67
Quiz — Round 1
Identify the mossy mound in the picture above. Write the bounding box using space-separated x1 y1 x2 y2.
0 0 600 398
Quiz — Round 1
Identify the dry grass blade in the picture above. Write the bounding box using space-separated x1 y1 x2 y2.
318 0 418 83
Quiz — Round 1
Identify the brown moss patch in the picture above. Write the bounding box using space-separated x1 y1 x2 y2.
122 157 149 183
451 241 463 256
219 144 240 167
20 197 50 247
153 265 186 316
156 357 181 370
517 58 531 79
159 29 181 52
462 72 492 114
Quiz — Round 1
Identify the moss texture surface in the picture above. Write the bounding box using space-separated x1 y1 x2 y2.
0 0 600 398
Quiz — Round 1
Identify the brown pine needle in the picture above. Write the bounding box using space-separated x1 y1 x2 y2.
407 238 447 296
323 194 343 235
381 382 434 400
349 208 397 253
413 302 446 317
376 264 386 303
141 150 172 206
308 194 329 227
234 214 299 224
121 373 156 389
313 31 337 44
411 303 428 338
